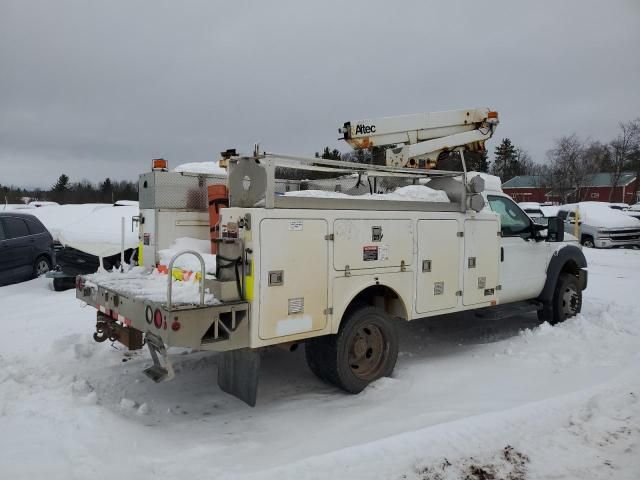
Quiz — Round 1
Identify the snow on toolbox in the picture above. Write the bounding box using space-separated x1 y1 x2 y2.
76 108 587 406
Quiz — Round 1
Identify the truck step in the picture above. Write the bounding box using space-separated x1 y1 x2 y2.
474 300 543 321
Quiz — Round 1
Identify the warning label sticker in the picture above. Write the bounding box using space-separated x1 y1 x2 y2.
379 245 389 261
289 220 303 231
363 245 379 261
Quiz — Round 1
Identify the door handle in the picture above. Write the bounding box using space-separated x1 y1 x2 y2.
500 247 504 262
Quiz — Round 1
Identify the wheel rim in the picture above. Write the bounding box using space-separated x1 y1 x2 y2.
347 323 389 381
36 260 50 275
561 284 580 318
583 240 594 248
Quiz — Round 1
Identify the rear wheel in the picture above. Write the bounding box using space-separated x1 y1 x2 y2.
33 256 51 277
305 306 399 393
538 273 582 325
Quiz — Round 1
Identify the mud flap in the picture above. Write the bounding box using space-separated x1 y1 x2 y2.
217 348 260 407
143 333 175 383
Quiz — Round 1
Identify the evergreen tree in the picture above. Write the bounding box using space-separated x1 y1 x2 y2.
320 146 341 160
50 174 70 203
52 174 70 193
464 150 490 172
491 139 519 181
100 177 113 203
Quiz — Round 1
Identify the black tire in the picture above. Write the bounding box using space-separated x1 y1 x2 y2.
538 273 582 325
33 256 51 278
306 306 399 394
305 338 331 383
581 236 595 248
53 277 75 292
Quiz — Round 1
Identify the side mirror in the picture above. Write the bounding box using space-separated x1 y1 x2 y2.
546 216 564 242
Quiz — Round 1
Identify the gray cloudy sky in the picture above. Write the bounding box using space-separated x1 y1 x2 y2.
1 0 639 188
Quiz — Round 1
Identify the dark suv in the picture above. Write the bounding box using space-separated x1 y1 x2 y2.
0 212 55 285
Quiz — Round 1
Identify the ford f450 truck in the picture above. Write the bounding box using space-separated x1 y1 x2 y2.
76 109 587 406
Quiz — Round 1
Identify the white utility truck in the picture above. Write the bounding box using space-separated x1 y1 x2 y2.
77 108 587 406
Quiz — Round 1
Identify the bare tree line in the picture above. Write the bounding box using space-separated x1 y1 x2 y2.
491 118 640 203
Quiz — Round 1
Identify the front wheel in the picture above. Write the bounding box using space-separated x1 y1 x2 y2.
538 273 582 325
306 306 399 393
581 236 595 248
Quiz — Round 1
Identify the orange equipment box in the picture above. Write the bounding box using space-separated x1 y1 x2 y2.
208 184 229 254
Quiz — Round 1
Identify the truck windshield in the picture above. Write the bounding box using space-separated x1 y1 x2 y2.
487 195 532 236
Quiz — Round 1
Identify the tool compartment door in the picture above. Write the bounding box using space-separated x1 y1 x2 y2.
333 219 413 271
415 220 461 313
259 219 328 340
463 219 500 306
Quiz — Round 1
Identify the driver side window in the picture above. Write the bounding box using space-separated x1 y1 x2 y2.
487 195 532 237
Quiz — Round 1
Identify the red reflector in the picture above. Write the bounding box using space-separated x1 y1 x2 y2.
171 321 181 332
153 309 163 328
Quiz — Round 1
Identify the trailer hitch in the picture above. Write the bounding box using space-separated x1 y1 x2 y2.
93 313 117 343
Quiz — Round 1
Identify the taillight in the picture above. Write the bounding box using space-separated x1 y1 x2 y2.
145 306 153 324
153 309 163 329
76 276 84 290
171 320 181 332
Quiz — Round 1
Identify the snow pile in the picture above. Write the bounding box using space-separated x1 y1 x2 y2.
286 184 450 203
173 161 227 176
13 203 141 256
158 237 216 273
563 201 640 228
85 267 218 305
24 204 110 241
58 205 139 257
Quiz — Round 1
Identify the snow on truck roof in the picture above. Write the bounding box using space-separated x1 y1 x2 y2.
173 161 227 176
285 185 450 202
560 202 640 228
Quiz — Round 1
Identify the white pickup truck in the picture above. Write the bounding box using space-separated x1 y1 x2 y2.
76 109 588 406
558 201 640 248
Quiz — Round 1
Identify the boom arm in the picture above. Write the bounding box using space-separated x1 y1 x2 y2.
340 108 499 168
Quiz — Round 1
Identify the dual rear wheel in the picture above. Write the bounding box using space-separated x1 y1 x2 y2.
305 306 398 393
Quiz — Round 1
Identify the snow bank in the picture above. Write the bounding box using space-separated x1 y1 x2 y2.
173 161 227 176
157 237 216 273
286 184 450 203
24 204 110 241
58 205 139 257
18 203 140 256
85 267 218 305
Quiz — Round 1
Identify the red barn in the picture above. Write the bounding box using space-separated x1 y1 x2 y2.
502 172 639 205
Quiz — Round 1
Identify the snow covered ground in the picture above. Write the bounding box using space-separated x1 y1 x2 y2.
0 248 638 479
